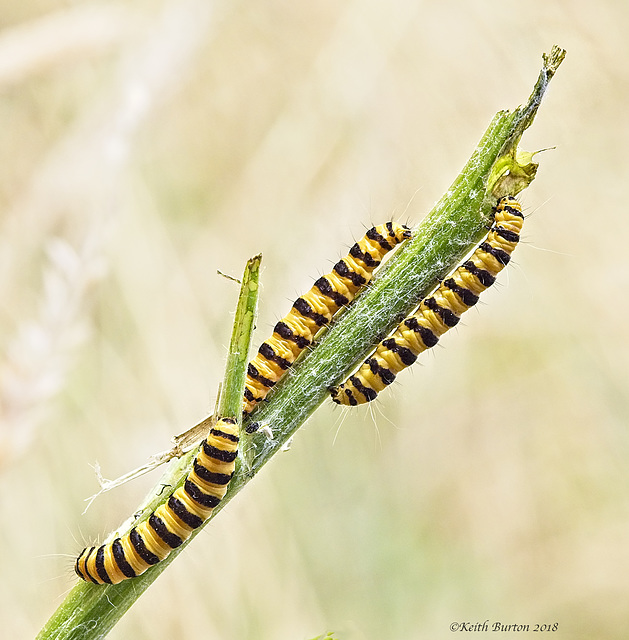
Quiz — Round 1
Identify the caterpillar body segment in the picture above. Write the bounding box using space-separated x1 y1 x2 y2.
75 417 239 584
329 196 523 406
243 222 411 416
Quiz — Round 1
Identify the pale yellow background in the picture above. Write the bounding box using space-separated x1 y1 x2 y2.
0 2 625 639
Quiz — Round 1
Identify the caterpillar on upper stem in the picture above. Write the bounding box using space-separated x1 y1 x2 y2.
329 196 524 406
243 222 411 426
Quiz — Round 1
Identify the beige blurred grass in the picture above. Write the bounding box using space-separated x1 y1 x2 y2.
1 1 627 639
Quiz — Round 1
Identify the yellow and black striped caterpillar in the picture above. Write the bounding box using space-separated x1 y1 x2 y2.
75 417 239 584
243 222 411 418
329 196 523 406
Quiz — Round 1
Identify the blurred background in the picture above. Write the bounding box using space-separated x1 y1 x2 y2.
0 1 626 638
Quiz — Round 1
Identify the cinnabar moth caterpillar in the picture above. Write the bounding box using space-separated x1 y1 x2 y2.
75 417 239 584
329 196 523 406
243 222 411 419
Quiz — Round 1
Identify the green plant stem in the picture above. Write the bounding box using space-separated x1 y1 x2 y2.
37 46 564 640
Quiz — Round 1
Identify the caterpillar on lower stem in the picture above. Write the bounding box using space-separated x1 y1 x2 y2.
243 222 411 424
329 196 524 406
75 417 239 585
